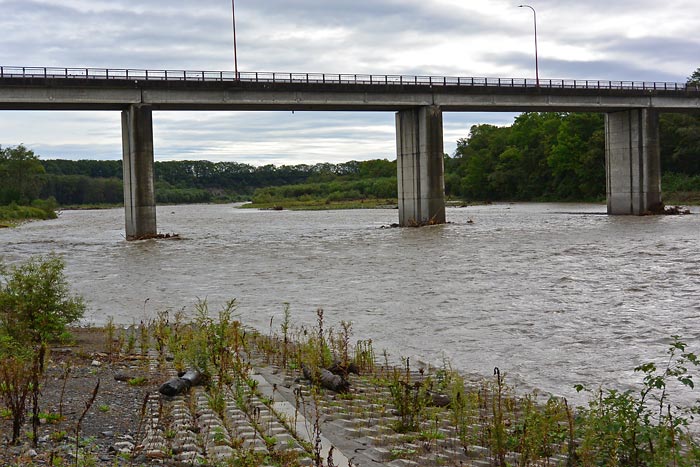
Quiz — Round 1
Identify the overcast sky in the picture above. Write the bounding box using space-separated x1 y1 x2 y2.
1 0 698 165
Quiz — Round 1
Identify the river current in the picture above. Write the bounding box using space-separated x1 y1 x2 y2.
2 203 700 404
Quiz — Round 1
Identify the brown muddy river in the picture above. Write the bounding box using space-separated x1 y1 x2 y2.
2 203 700 404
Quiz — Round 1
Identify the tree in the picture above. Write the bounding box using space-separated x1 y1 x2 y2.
0 255 85 446
0 254 85 346
548 113 605 200
687 67 700 86
0 145 46 205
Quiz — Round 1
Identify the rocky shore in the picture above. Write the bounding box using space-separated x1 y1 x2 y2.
2 322 698 467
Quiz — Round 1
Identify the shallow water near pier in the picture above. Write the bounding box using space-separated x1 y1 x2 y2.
2 203 700 405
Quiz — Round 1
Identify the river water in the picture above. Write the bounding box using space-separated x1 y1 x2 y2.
2 203 700 404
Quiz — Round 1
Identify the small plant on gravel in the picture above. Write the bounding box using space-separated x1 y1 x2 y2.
338 320 352 369
510 393 569 465
263 434 277 449
389 358 430 433
354 339 374 374
104 316 117 360
491 367 507 467
58 361 71 418
125 321 136 355
390 447 417 460
280 302 291 369
75 381 100 467
152 309 170 362
448 372 479 450
50 430 68 442
138 319 149 357
127 376 148 386
315 308 333 369
207 385 226 419
0 346 34 444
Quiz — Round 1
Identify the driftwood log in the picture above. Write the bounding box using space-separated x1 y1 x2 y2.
327 360 359 377
302 364 350 393
428 391 451 408
158 370 203 396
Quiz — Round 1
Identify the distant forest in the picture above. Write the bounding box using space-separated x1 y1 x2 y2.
1 111 700 209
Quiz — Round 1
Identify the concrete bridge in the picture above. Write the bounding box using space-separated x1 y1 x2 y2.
1 66 699 239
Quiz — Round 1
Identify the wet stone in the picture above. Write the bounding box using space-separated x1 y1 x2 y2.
387 459 419 466
209 444 234 459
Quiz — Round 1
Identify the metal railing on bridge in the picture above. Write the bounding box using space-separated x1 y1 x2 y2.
1 66 698 92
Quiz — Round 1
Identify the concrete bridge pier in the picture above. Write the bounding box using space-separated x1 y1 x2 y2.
605 109 662 215
122 104 157 240
396 106 446 226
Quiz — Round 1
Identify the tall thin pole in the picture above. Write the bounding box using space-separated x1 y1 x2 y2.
231 0 238 80
519 4 539 87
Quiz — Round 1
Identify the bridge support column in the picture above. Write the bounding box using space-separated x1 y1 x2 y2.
605 109 662 215
122 104 157 240
396 106 446 226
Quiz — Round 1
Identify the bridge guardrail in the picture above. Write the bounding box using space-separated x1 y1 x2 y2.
1 66 698 92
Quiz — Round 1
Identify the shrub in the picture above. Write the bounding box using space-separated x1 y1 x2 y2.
0 254 85 345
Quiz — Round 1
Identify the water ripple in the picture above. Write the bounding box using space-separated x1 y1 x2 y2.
1 202 699 406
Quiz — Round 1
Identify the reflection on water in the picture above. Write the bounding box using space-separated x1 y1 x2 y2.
2 203 700 403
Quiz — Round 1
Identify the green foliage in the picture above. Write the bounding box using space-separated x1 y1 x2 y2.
38 157 397 206
687 67 700 86
155 184 212 204
450 113 606 201
389 359 430 433
0 340 34 444
0 145 46 205
0 255 83 447
0 254 85 345
660 113 700 175
511 394 569 464
574 336 700 466
0 200 58 223
127 377 148 386
662 172 700 192
450 106 700 202
250 176 397 205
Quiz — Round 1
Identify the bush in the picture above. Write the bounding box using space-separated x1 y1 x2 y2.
575 336 700 466
0 254 85 345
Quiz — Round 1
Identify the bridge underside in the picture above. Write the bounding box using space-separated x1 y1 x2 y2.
117 105 662 239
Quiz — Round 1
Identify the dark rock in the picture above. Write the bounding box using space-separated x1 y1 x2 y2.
113 371 132 382
302 364 350 393
159 370 203 396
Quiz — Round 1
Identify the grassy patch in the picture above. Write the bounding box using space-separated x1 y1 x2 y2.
0 200 58 224
242 198 397 211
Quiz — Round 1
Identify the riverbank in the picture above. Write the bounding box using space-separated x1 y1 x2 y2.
2 312 699 467
241 198 397 211
0 202 58 227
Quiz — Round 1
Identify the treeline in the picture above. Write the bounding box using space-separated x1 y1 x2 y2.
2 108 699 211
445 112 700 202
0 145 398 207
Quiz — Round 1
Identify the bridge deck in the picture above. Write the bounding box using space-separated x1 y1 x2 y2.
1 66 699 112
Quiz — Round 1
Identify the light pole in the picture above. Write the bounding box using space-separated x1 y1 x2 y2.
231 0 239 80
518 4 539 87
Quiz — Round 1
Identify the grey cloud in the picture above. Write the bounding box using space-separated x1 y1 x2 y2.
495 50 687 82
1 1 699 164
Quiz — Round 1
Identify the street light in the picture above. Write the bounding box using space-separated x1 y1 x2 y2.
518 4 539 87
231 0 239 80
